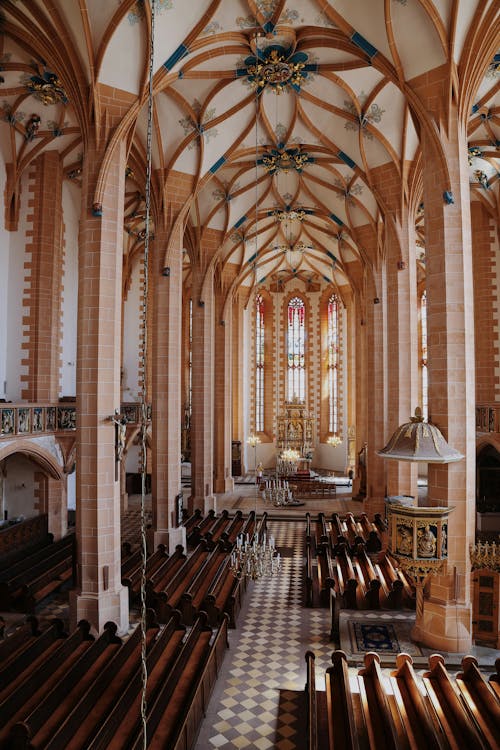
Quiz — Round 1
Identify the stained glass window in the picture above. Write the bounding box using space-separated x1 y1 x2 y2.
255 294 264 431
421 291 428 420
327 294 339 433
287 296 305 401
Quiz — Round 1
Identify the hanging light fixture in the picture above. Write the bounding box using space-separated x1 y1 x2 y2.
230 34 281 582
377 407 464 463
327 435 342 447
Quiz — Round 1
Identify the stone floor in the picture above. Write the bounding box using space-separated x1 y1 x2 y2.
3 479 499 749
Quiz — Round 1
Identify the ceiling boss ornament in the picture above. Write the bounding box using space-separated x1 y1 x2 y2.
258 146 314 175
23 64 68 106
239 45 315 94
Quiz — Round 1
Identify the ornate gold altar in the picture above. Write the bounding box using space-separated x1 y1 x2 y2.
276 400 314 455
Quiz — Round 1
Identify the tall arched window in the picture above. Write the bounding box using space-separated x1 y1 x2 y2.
287 296 305 401
255 293 264 432
421 291 428 420
327 294 340 434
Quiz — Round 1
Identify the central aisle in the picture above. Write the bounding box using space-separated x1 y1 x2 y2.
194 519 333 749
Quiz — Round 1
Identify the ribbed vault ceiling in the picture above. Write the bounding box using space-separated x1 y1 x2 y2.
0 1 498 296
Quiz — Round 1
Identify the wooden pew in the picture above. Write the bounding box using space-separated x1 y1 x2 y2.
345 513 365 551
330 513 348 552
390 653 443 750
0 618 68 699
122 544 168 602
220 510 244 545
7 623 121 749
305 539 314 608
326 650 360 750
132 614 229 750
204 509 231 546
0 536 54 582
0 615 40 663
304 650 318 750
354 546 381 609
456 655 500 749
203 556 246 627
0 534 74 610
334 544 358 609
0 620 93 744
42 612 164 750
422 653 486 749
150 542 210 622
187 509 216 546
489 657 500 701
317 544 336 607
182 508 203 536
357 652 401 750
376 554 404 609
20 556 73 613
180 544 228 625
0 514 49 557
84 613 187 750
145 545 186 610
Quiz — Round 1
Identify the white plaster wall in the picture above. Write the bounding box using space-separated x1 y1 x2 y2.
0 155 10 399
122 256 142 402
5 169 31 402
67 468 76 510
3 454 37 520
60 180 80 397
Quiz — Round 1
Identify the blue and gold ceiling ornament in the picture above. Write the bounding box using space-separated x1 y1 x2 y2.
23 65 68 106
236 45 316 94
258 146 314 175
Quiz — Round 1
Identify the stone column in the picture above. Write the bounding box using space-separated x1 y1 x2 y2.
364 268 387 517
189 262 216 513
384 214 419 500
214 291 234 494
69 137 129 634
149 226 185 552
23 150 63 401
414 95 475 651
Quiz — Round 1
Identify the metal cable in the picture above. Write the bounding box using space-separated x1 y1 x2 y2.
139 1 156 746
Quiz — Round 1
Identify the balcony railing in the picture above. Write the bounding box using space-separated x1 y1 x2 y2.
0 401 149 439
476 404 500 433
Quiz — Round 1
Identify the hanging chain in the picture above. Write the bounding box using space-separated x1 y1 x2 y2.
139 0 156 746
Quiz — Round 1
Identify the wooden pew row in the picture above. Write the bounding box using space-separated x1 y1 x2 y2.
304 651 318 750
305 651 500 750
353 546 381 610
357 652 405 750
132 614 229 750
149 542 211 622
390 653 444 749
295 481 337 500
203 554 246 627
0 514 49 557
43 611 163 750
325 650 360 750
0 620 94 745
0 615 40 663
187 509 216 547
180 545 228 625
305 539 314 608
422 654 488 749
0 533 74 611
121 544 168 602
7 623 122 749
145 545 187 610
0 536 54 582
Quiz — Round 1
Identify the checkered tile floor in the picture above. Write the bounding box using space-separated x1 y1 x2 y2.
194 520 334 750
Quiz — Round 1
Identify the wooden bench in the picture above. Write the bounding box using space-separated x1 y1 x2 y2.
0 514 49 557
149 542 210 622
0 533 74 611
357 652 400 750
456 655 500 749
388 653 443 750
122 544 168 602
326 650 360 750
220 510 244 545
20 556 73 613
353 546 381 609
203 556 246 627
295 481 337 500
145 545 186 610
422 653 486 749
7 622 122 749
187 509 216 546
180 543 228 625
0 620 93 744
304 650 318 750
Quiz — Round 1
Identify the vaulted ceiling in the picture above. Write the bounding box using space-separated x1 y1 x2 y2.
0 0 498 297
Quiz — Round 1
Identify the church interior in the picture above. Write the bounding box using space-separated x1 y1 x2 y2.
0 1 499 748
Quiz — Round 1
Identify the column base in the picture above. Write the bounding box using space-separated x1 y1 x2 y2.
187 494 217 514
147 525 186 555
412 599 472 652
69 584 129 636
224 477 234 492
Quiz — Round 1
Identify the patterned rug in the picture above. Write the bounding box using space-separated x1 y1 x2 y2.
346 616 423 657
